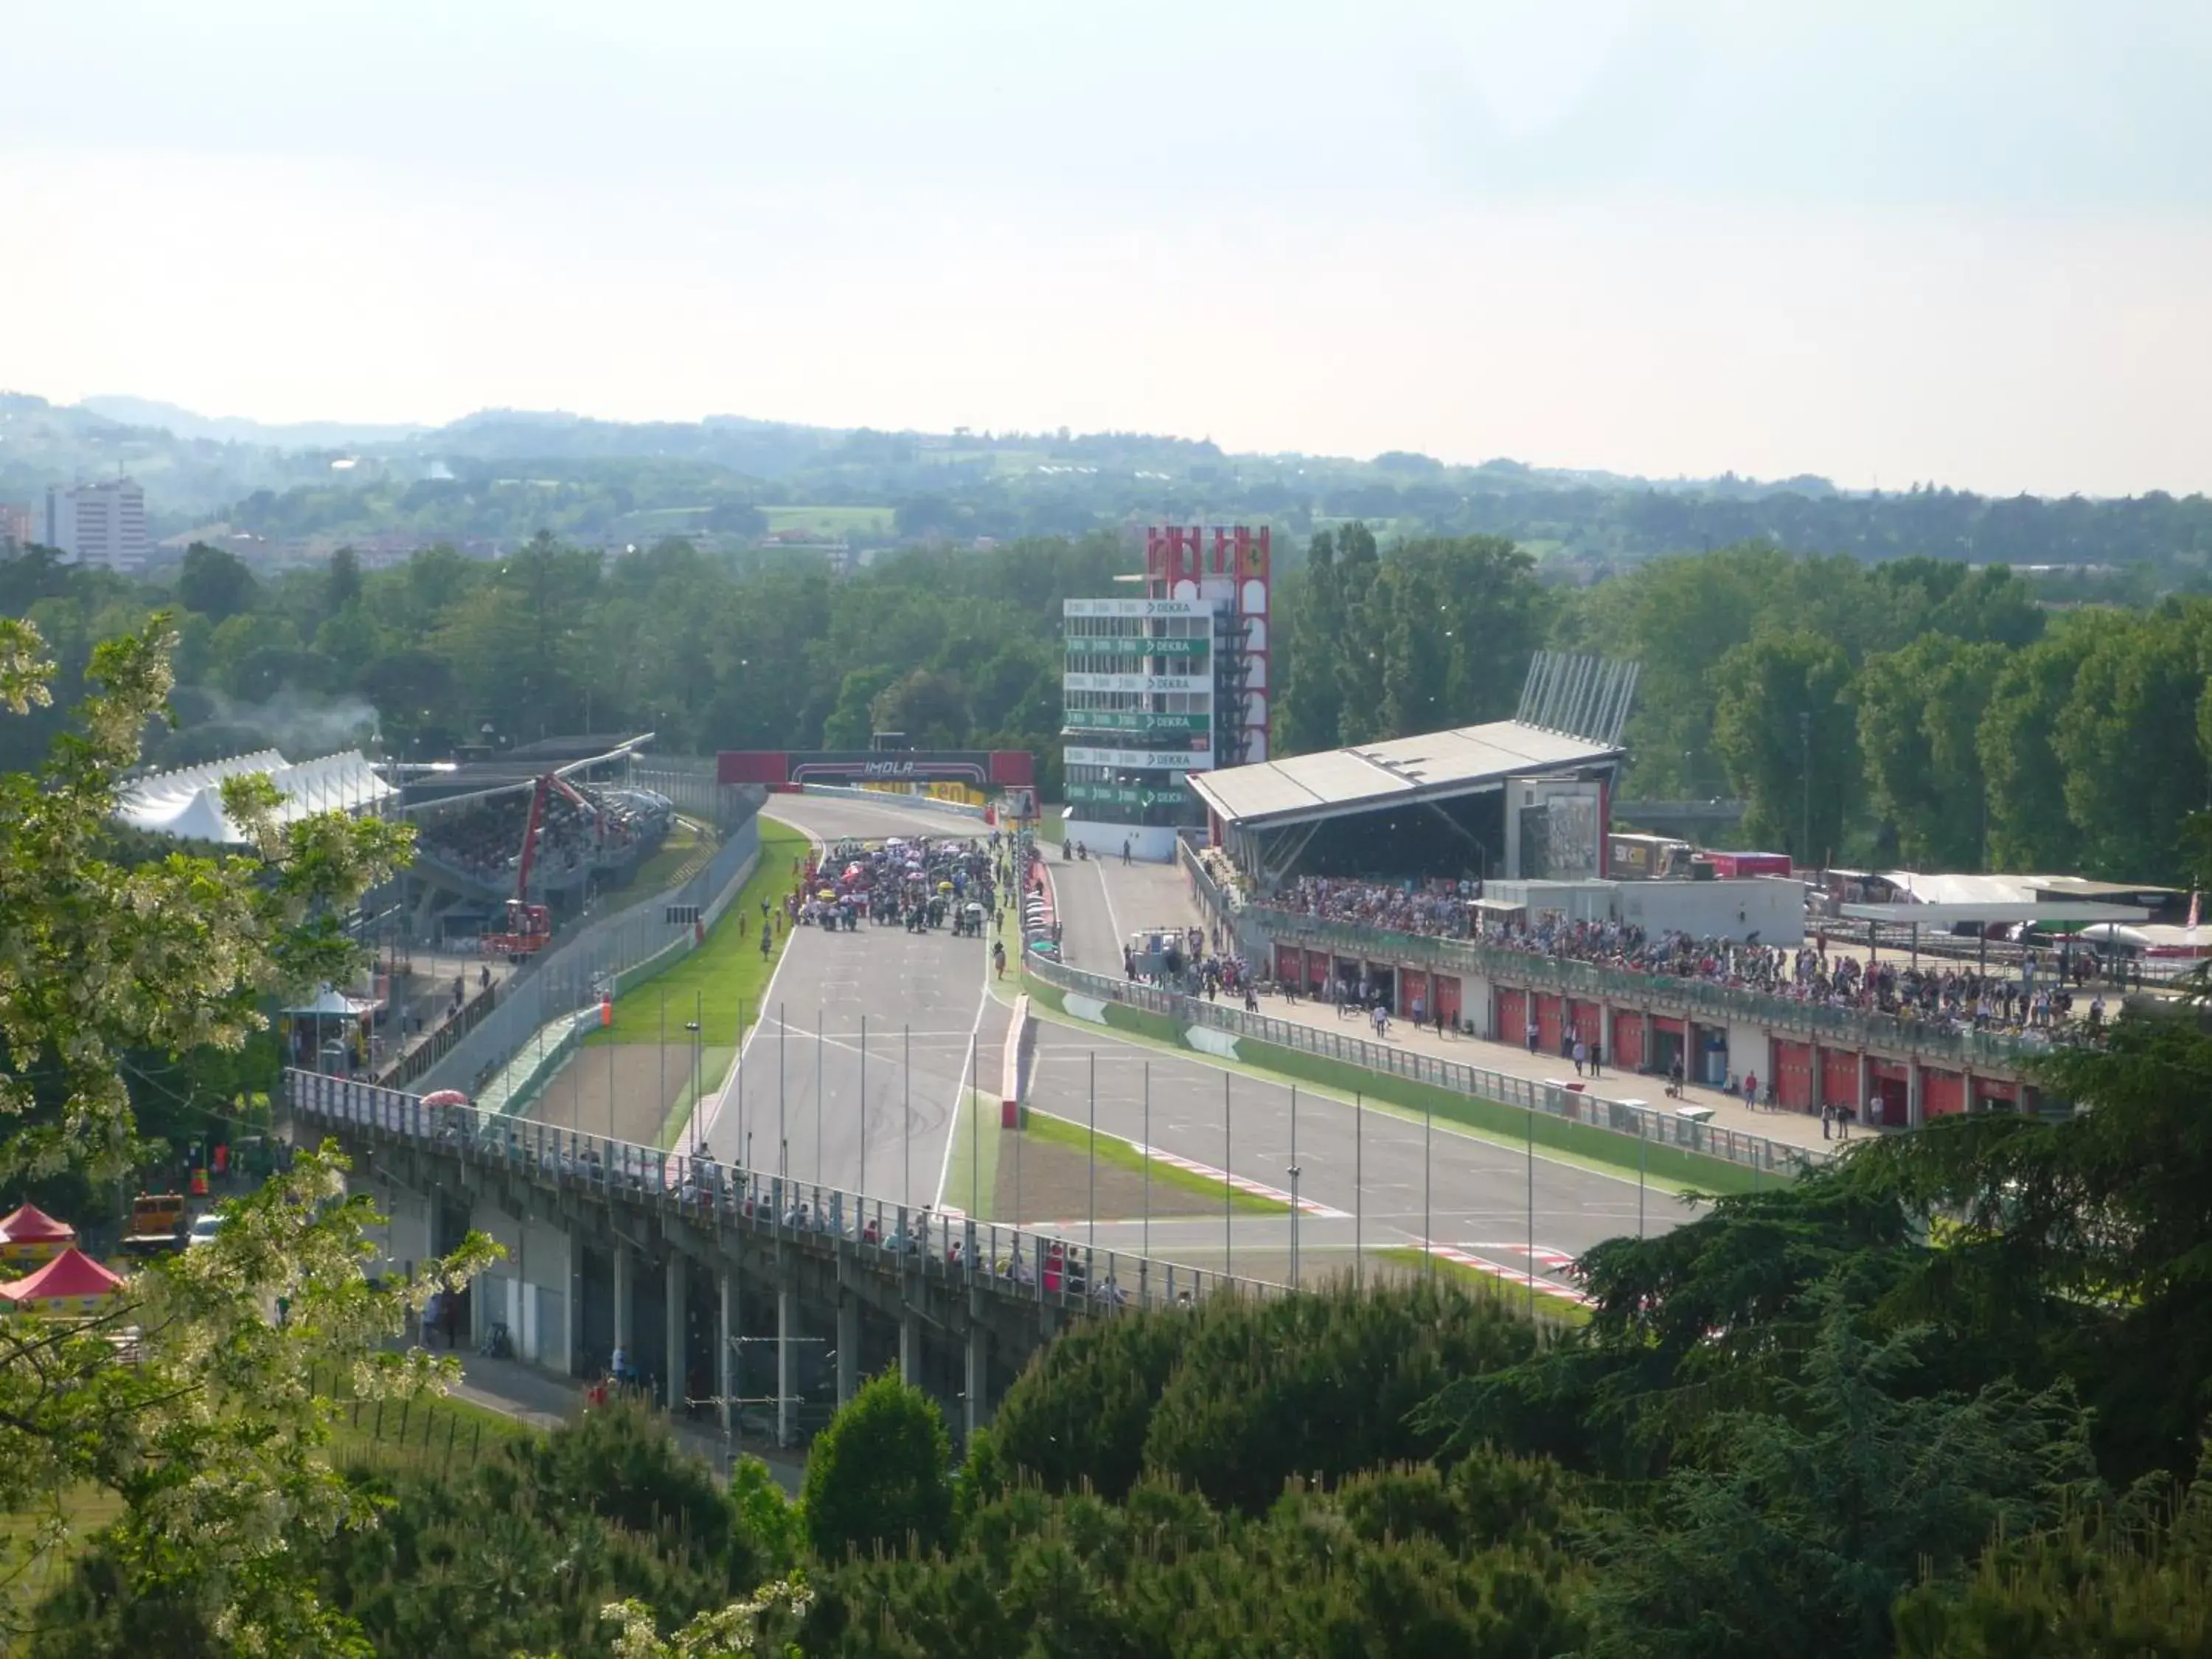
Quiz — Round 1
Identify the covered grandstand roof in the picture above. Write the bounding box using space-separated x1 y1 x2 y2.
1189 720 1622 830
117 749 394 845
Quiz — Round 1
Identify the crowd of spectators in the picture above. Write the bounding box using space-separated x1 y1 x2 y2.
1279 875 1477 937
1467 916 2098 1041
415 785 669 889
1265 874 2108 1042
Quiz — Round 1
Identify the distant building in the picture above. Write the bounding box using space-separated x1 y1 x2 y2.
45 479 149 571
0 503 32 551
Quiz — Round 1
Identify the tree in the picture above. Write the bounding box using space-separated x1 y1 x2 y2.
1139 1281 1536 1515
1276 530 1346 753
1709 630 1857 862
175 543 259 624
1575 1295 2096 1659
801 1371 953 1562
0 613 493 1650
2051 601 2212 882
1854 636 2005 869
324 545 364 619
1977 621 2110 873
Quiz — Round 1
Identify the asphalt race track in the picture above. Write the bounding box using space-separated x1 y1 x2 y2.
692 795 1695 1295
1020 1020 1696 1295
690 795 1006 1210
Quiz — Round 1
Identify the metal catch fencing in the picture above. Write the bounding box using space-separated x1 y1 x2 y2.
288 1067 1283 1310
414 808 764 1099
1022 950 1826 1180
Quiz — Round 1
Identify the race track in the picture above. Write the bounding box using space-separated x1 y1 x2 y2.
691 795 1698 1295
689 795 1008 1210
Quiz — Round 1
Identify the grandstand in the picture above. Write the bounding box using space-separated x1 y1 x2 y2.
116 748 394 844
394 734 674 942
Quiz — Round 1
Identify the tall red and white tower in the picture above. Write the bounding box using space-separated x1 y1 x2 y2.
1144 524 1270 766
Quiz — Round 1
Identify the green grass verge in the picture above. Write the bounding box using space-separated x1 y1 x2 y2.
1374 1247 1593 1326
1019 1107 1290 1215
1020 964 1777 1197
939 1088 1005 1220
1232 1035 1773 1196
327 1382 538 1474
589 821 812 1048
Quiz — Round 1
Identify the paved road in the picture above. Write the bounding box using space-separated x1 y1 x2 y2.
1046 851 1204 976
703 799 1694 1295
1041 843 1697 1291
692 796 1007 1209
1022 1020 1694 1295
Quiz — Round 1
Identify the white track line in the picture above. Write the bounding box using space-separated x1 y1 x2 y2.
694 821 821 1155
1423 1244 1592 1304
931 1002 990 1214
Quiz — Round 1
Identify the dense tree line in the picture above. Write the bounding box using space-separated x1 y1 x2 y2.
11 628 2212 1654
1273 535 2212 883
48 1010 2212 1656
10 515 2210 881
0 532 1129 801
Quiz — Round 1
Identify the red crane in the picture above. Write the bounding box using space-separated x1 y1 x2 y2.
480 773 599 959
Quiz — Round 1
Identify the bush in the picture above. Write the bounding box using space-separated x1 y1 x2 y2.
1141 1281 1540 1514
802 1371 954 1562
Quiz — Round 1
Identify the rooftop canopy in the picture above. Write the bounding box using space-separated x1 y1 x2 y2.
1840 902 2151 926
1189 719 1621 832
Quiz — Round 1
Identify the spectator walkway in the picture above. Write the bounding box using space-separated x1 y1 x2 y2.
1231 984 1862 1156
1079 855 1857 1159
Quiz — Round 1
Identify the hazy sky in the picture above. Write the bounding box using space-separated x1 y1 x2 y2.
6 1 2210 494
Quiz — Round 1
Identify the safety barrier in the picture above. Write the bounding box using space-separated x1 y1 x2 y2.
1020 950 1826 1180
414 808 764 1099
287 1067 1284 1308
1001 994 1030 1126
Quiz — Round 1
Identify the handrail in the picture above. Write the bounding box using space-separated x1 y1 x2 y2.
1020 950 1828 1179
285 1068 1279 1310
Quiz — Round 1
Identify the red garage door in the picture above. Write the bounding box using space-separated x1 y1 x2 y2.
1569 1000 1603 1048
1773 1040 1815 1112
1304 950 1331 995
1922 1068 1966 1119
1498 988 1529 1050
1535 995 1566 1058
1434 975 1462 1030
1869 1060 1909 1127
1611 1012 1646 1071
1402 970 1430 1020
1274 943 1301 984
1820 1048 1860 1109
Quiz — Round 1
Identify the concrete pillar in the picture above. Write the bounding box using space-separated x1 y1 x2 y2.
836 1295 860 1407
665 1256 687 1413
563 1229 582 1378
899 1308 921 1386
1808 1041 1823 1116
964 1290 987 1441
776 1284 796 1449
1907 1059 1924 1130
1855 1051 1871 1127
717 1273 735 1433
612 1245 633 1354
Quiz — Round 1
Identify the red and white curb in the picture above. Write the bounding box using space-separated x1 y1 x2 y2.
1422 1244 1593 1305
1126 1142 1349 1217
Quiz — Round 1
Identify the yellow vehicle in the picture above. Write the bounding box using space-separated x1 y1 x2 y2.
121 1192 187 1257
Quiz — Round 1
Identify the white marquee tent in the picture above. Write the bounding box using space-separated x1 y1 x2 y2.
117 749 394 845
